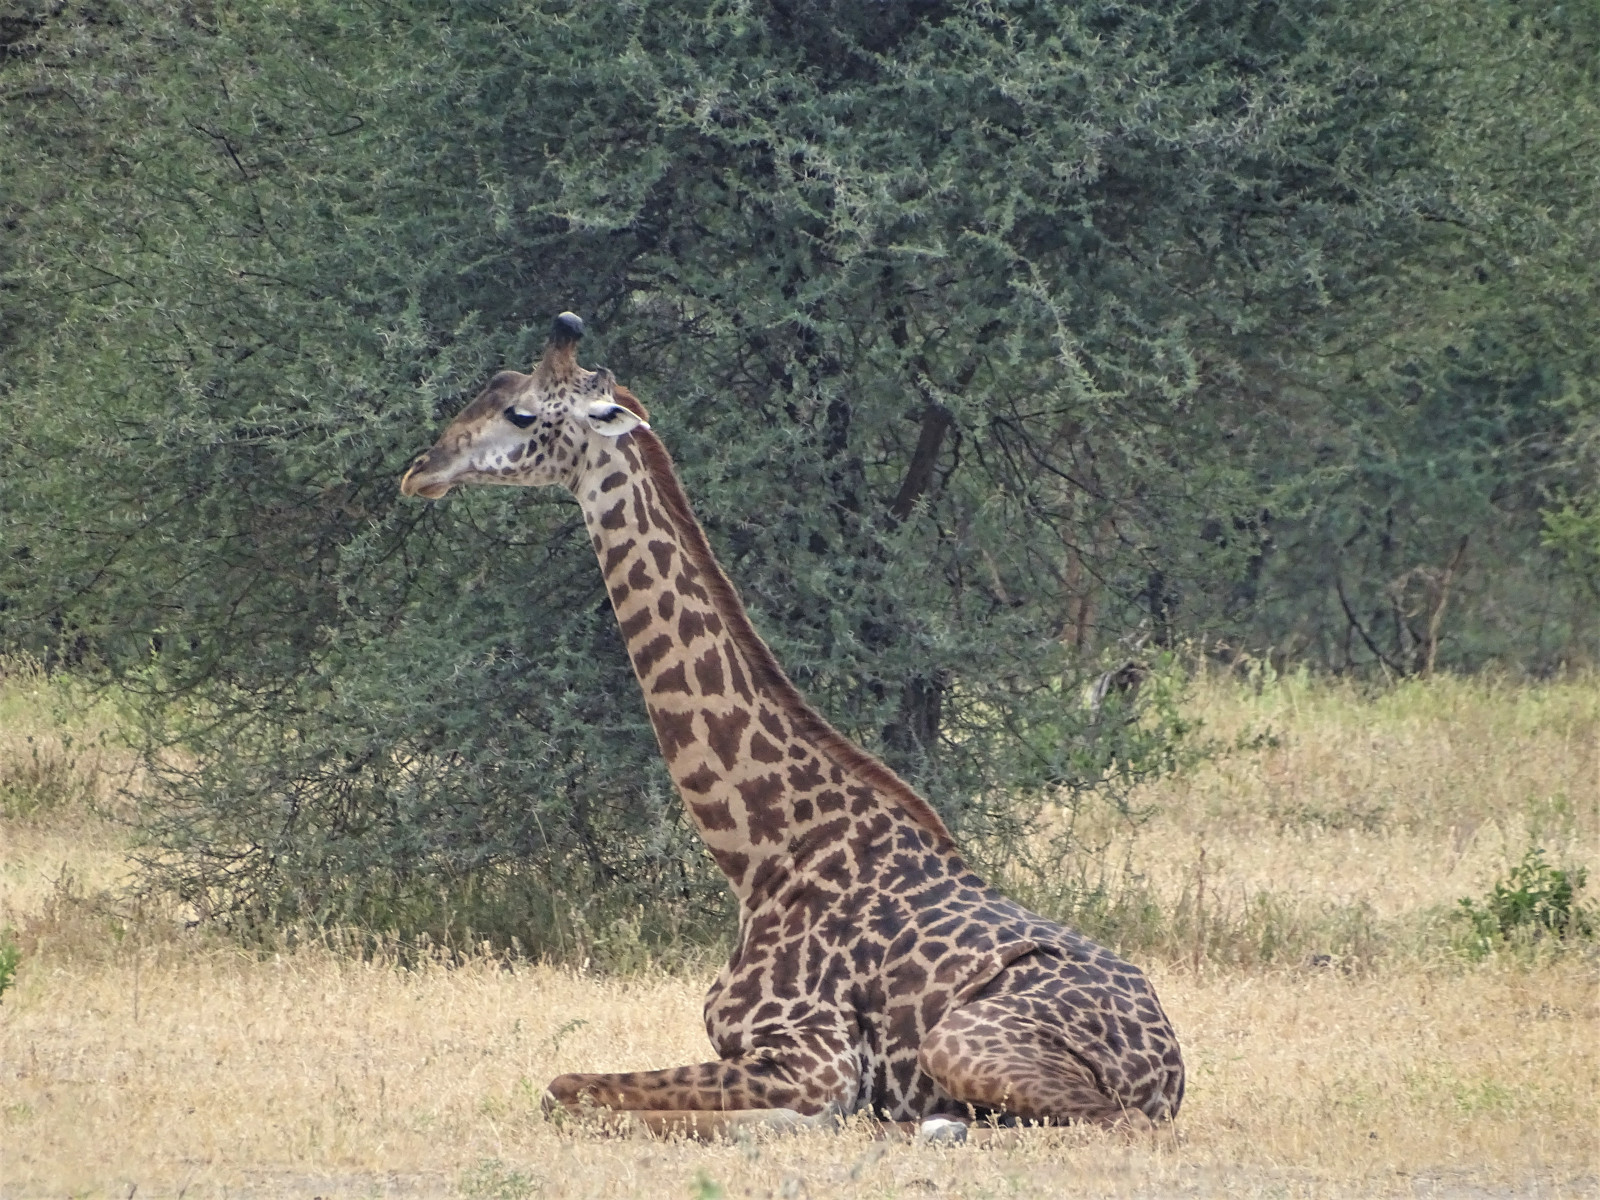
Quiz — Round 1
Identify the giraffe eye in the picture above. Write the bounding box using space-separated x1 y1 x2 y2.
504 406 537 429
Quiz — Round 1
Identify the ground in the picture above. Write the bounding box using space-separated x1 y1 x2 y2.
2 670 1596 1198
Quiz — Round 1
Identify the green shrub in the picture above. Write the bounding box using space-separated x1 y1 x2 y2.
1458 848 1594 958
460 1159 544 1200
0 928 20 1001
5 0 1594 951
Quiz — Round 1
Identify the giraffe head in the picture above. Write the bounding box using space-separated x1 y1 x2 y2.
399 313 649 499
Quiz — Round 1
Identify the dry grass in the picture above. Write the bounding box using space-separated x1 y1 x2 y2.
1019 670 1600 970
2 671 1597 1198
0 660 126 827
3 949 1594 1198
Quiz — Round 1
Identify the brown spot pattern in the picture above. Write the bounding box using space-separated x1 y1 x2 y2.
692 647 726 697
703 708 751 772
748 732 785 764
650 662 691 695
691 798 739 832
604 540 635 575
633 633 673 677
508 374 1188 1128
737 773 787 845
680 763 721 793
649 706 695 763
648 539 676 576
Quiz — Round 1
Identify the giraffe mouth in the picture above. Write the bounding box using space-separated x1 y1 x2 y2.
399 460 454 500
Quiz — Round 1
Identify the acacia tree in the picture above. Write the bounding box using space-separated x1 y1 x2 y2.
1230 0 1600 672
2 0 1592 945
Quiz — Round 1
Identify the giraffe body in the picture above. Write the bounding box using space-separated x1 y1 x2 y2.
400 315 1184 1128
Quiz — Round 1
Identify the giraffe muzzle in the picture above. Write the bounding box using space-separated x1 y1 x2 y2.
399 452 453 499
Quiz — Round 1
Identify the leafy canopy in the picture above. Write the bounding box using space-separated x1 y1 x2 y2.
1 0 1593 944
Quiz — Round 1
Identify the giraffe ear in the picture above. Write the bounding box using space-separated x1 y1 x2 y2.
584 398 649 438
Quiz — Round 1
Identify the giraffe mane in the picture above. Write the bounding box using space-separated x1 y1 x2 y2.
612 385 959 853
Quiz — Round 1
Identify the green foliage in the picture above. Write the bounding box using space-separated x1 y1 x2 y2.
1457 848 1594 959
1541 385 1600 595
1215 0 1600 673
0 0 1595 947
460 1159 544 1200
0 928 19 1001
1542 501 1600 592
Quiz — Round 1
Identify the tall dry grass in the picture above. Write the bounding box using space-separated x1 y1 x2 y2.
1 669 1596 1198
1022 669 1600 970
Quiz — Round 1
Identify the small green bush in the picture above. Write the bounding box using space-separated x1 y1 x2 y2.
1458 848 1594 958
0 928 21 1001
460 1159 544 1200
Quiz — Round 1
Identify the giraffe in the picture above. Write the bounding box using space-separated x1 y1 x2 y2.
399 313 1184 1137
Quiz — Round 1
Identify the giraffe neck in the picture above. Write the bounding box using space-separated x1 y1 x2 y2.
571 421 956 904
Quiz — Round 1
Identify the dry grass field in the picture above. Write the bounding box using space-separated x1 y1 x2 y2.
2 668 1596 1198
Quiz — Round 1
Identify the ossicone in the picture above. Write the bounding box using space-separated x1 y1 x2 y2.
550 312 584 345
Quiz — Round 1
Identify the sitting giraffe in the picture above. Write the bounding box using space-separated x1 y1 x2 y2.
400 313 1184 1137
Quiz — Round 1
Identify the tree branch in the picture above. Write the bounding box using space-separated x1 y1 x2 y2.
1336 576 1405 675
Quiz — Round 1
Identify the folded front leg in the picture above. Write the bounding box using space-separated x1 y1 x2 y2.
546 1048 859 1116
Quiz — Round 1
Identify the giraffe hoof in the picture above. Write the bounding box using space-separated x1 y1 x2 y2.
918 1117 968 1145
